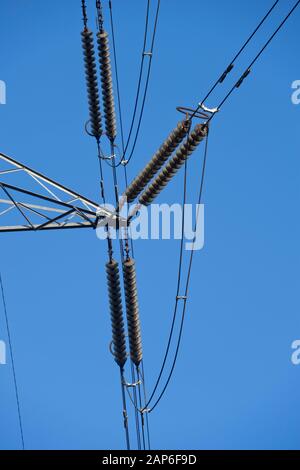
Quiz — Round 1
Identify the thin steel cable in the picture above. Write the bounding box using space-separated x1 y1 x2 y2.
136 366 146 450
0 272 25 450
96 16 139 448
145 149 189 408
214 0 300 114
108 0 135 255
120 369 131 450
96 141 114 260
108 3 150 448
120 0 151 160
109 0 125 153
149 130 210 413
93 18 131 446
120 0 161 167
191 0 280 118
95 2 141 447
130 361 142 450
141 361 151 449
149 6 300 406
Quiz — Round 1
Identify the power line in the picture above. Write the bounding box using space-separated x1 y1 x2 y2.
149 129 210 413
96 1 148 451
212 0 300 114
144 153 189 408
140 361 151 449
119 369 131 450
120 0 161 167
146 4 300 410
108 0 125 154
147 8 300 407
108 0 135 256
108 0 151 449
119 0 151 162
81 0 132 449
0 272 25 450
130 364 142 450
192 0 280 118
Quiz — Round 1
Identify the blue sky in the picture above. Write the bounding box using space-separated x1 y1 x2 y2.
0 0 299 450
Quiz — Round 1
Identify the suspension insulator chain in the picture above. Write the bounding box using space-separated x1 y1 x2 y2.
125 120 191 204
123 259 143 367
81 28 103 139
139 124 208 206
97 30 117 142
106 260 127 368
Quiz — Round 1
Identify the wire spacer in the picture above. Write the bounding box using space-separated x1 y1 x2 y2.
176 295 187 301
123 379 142 388
198 103 219 114
143 51 153 57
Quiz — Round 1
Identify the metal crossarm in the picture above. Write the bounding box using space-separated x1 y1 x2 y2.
0 152 122 233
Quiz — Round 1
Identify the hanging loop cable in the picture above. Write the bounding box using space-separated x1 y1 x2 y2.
121 0 161 167
0 273 25 450
108 2 150 447
120 369 131 450
142 155 189 409
146 131 210 413
119 0 151 161
108 0 126 153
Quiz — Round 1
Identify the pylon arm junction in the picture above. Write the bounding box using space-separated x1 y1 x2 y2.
0 152 121 233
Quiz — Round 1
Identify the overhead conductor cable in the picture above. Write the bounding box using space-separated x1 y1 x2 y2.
124 119 191 203
139 123 207 206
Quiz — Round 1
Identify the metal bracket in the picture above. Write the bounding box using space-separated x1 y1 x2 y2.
123 379 142 388
198 102 219 114
96 208 127 229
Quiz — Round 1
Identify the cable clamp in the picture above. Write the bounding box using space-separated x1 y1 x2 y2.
198 103 219 114
122 410 128 428
123 379 142 388
219 63 234 83
100 153 114 161
140 408 151 414
120 159 128 166
235 68 251 88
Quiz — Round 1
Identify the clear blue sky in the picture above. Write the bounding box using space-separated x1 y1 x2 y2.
0 0 299 450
